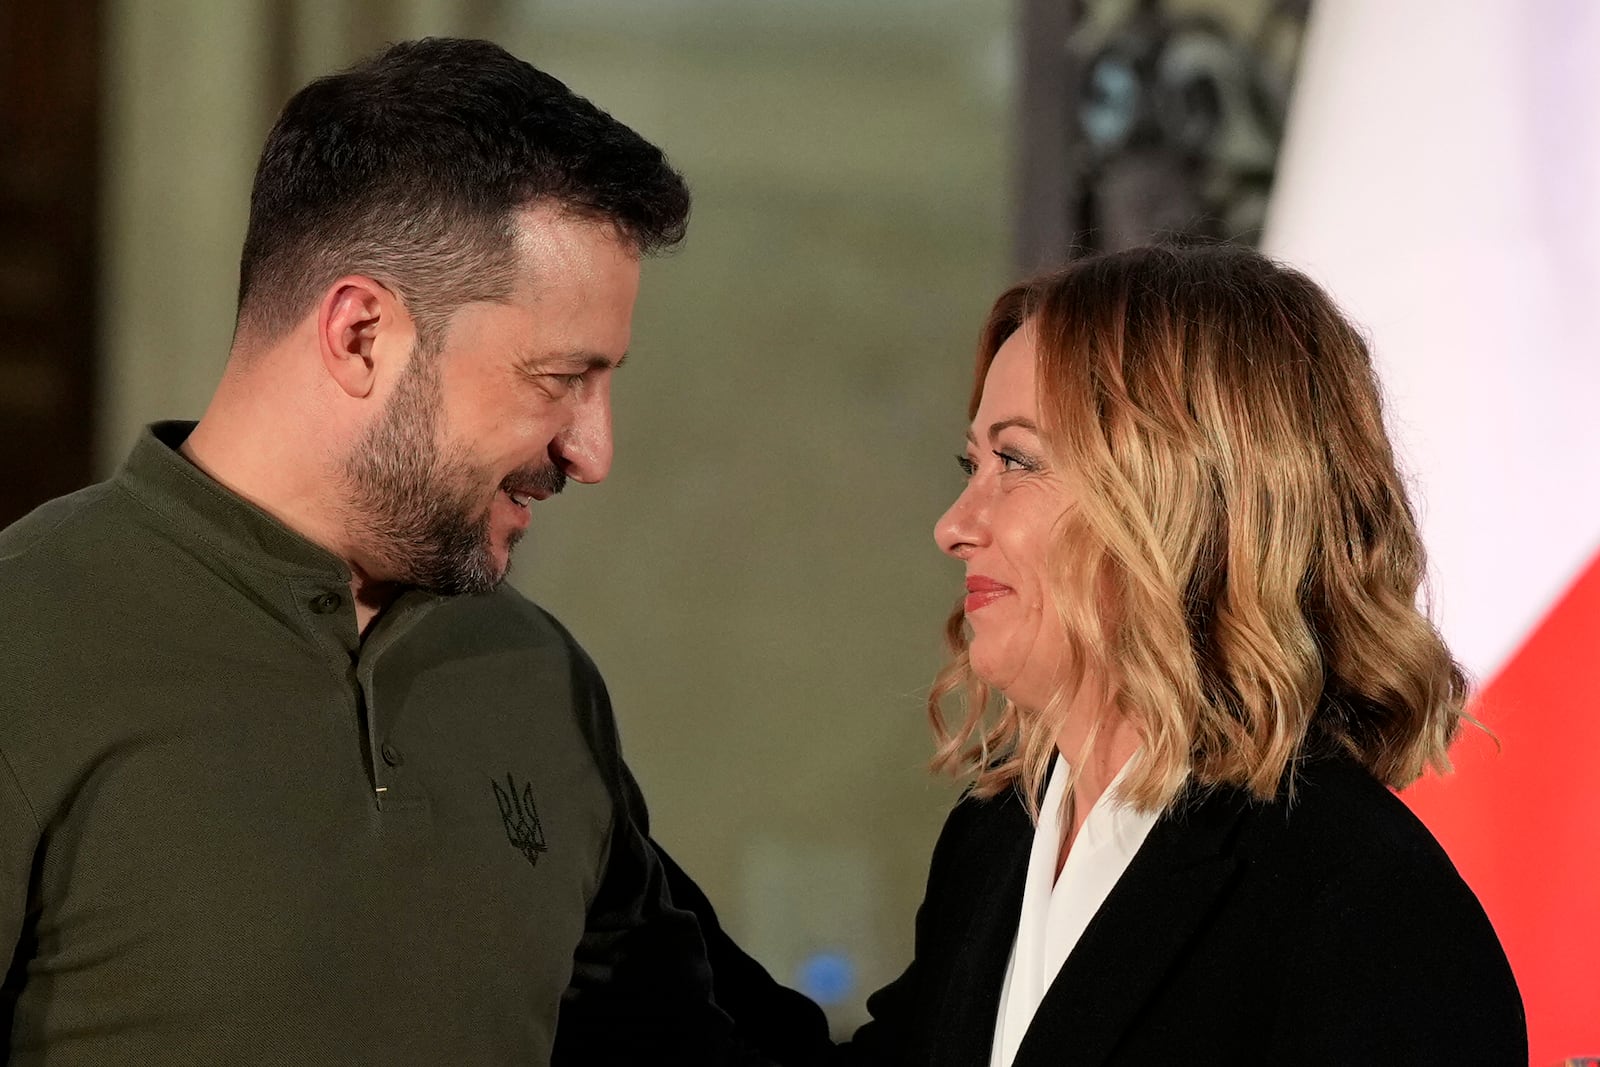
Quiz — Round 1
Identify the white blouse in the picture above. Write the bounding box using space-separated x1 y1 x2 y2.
989 754 1160 1067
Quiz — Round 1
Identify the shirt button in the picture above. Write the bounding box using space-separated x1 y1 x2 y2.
310 592 342 614
381 743 404 768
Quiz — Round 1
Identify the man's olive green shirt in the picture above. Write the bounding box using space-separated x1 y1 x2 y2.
0 423 726 1065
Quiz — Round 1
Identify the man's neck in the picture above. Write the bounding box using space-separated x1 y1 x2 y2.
349 568 404 635
181 410 396 635
179 418 342 554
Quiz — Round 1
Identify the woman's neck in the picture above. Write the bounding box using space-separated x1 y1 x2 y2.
1055 708 1143 871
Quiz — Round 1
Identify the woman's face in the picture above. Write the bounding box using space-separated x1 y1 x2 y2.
935 325 1072 711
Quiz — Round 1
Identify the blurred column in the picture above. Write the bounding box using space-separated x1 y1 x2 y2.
100 0 277 469
1015 0 1080 273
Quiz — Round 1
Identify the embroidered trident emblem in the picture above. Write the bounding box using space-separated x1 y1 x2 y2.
492 773 548 867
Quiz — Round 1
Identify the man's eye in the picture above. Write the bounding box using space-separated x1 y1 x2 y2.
956 454 977 477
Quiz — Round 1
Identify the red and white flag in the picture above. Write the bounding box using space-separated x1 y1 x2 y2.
1264 2 1600 1061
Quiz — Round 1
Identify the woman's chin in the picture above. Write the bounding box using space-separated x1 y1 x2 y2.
971 659 1051 714
967 648 1014 700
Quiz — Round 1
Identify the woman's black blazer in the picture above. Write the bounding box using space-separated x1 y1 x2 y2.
835 753 1527 1066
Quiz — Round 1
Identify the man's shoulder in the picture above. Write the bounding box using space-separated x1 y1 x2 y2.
0 481 150 619
424 584 604 680
446 583 576 645
0 481 123 569
420 587 624 771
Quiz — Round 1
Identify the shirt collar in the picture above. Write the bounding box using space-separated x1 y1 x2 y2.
116 420 351 582
116 422 450 663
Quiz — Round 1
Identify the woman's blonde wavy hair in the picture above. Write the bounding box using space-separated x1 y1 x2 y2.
929 244 1469 814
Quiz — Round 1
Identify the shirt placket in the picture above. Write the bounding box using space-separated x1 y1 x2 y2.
354 593 438 814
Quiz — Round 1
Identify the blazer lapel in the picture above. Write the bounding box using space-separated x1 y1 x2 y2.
930 788 1033 1067
1010 784 1253 1067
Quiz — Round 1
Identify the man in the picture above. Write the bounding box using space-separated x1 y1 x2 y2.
0 38 823 1066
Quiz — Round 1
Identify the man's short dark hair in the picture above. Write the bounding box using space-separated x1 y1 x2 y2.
236 37 690 343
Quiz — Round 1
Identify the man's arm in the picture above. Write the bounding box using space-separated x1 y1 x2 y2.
552 782 743 1064
650 834 833 1065
551 638 810 1066
552 688 742 1063
554 754 835 1064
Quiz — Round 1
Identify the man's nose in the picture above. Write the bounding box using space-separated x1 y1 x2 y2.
553 388 614 484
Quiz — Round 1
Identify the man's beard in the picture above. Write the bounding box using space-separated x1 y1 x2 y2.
341 348 565 596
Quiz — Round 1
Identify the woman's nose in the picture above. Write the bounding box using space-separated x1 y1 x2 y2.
935 484 987 560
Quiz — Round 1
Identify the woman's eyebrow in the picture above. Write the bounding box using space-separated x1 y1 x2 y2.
964 417 1039 445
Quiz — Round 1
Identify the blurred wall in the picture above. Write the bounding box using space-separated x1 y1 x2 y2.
102 0 1011 1028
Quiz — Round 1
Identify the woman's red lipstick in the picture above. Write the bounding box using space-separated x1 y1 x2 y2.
964 575 1012 614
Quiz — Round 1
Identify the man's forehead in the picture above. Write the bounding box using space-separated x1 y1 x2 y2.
510 204 640 269
503 222 642 326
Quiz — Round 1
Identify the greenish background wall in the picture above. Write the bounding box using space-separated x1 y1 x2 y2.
506 4 1012 1029
102 0 1011 1029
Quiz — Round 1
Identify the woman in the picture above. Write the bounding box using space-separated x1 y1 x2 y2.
840 245 1526 1065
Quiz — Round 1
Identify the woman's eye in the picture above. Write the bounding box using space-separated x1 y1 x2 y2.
955 454 977 477
994 450 1029 472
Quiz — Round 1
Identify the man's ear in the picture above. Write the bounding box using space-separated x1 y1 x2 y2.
317 275 411 399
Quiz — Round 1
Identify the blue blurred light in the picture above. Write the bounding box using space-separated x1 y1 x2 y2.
795 950 857 1006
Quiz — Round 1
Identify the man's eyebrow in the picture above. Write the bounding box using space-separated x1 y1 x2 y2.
515 350 628 373
963 417 1039 444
